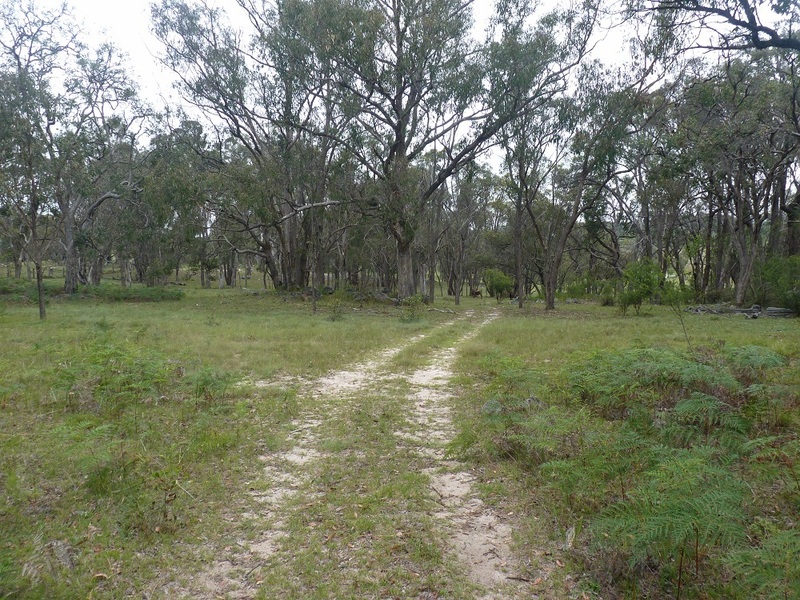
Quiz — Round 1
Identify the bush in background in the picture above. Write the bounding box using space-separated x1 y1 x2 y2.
762 256 800 314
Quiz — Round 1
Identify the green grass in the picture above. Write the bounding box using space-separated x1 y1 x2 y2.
450 303 800 599
0 279 460 598
3 278 798 599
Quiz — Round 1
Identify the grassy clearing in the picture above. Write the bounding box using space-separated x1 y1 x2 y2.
5 280 797 599
0 281 460 598
450 303 800 599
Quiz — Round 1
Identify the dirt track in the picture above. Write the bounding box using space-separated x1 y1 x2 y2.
176 311 544 599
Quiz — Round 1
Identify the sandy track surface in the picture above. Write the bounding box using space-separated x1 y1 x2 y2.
174 310 537 599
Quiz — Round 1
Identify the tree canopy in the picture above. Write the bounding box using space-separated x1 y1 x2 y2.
1 0 799 314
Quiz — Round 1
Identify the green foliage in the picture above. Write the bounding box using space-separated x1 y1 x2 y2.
185 367 236 404
471 341 796 597
55 336 176 413
619 259 662 315
762 256 800 314
78 283 185 302
483 268 514 301
663 281 695 307
327 298 346 321
398 294 425 322
0 277 61 302
663 393 749 452
724 345 785 380
570 347 740 418
727 527 800 599
594 447 747 584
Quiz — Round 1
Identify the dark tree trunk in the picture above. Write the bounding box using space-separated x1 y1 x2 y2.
784 199 800 256
63 217 79 294
35 261 46 320
453 235 465 306
396 241 415 298
514 196 525 309
543 264 558 310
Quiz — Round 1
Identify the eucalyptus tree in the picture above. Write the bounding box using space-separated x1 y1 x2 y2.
500 60 668 309
500 97 564 308
300 0 599 297
122 120 219 286
673 51 799 304
0 1 142 313
647 0 800 52
153 0 355 290
498 2 686 308
0 1 76 317
438 164 498 304
52 45 142 294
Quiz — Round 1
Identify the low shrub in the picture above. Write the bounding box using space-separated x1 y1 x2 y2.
619 259 662 315
471 343 798 598
483 268 514 301
399 294 425 322
80 284 184 302
762 256 800 314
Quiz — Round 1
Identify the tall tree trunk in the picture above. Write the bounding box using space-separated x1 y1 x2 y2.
783 199 800 256
701 204 714 298
714 212 730 293
396 240 415 298
35 260 46 320
642 199 652 260
767 170 786 257
543 262 558 310
453 235 465 306
120 258 132 288
90 256 103 285
515 195 525 309
734 251 757 306
63 213 79 294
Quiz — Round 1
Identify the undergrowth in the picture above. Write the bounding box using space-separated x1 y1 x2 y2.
77 283 185 302
0 331 297 598
0 278 184 303
454 344 799 599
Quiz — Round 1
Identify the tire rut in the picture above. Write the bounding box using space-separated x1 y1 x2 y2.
175 311 532 599
398 311 531 599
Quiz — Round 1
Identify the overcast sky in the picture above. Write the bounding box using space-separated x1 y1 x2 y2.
38 0 626 111
37 0 177 104
46 0 509 106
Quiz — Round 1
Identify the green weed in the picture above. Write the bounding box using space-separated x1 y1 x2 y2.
398 294 426 322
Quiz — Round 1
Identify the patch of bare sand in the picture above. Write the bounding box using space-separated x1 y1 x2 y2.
402 311 533 599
